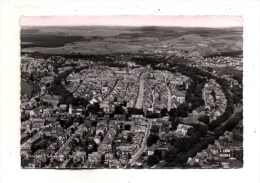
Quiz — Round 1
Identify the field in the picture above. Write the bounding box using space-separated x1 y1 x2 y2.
21 26 243 57
211 67 243 77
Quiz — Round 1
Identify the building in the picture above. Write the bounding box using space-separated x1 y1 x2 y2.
41 94 62 106
88 152 102 165
175 124 193 136
69 105 86 115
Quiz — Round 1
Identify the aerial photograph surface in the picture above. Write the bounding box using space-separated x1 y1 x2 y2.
20 16 243 169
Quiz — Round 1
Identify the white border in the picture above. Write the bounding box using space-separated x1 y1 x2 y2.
0 1 260 183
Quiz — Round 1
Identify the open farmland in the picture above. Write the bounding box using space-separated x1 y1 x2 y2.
21 26 243 58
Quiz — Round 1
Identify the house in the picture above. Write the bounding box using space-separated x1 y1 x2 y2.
114 114 126 120
30 117 45 123
42 108 52 117
187 157 197 166
59 104 68 111
102 86 109 94
90 97 102 105
116 144 139 155
21 142 32 155
45 116 58 124
121 130 130 139
88 152 102 165
147 144 157 156
104 153 114 164
132 132 143 143
88 115 98 122
136 120 147 126
96 126 106 136
93 135 101 145
100 101 112 113
115 70 127 76
69 105 86 115
27 99 37 108
175 124 193 136
223 131 233 142
41 94 62 106
73 151 86 163
132 125 146 133
56 127 64 136
46 143 57 154
42 127 57 136
98 144 113 154
31 122 44 130
108 159 122 168
131 114 144 119
210 146 219 155
97 119 108 127
41 76 54 84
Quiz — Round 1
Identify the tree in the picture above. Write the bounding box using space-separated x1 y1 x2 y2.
124 124 131 131
174 137 192 152
146 113 160 118
127 153 132 160
114 105 125 114
198 115 210 124
147 155 160 167
59 120 65 128
176 103 188 118
121 100 127 107
29 73 34 82
127 107 144 116
169 108 176 118
170 119 180 130
192 123 208 137
127 135 132 143
208 119 221 131
164 149 177 162
147 134 159 147
88 102 101 114
160 108 168 117
70 128 75 134
207 67 213 72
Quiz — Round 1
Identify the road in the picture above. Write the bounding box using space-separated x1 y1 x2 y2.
55 124 84 155
60 158 70 168
214 104 242 133
103 78 119 99
128 119 152 166
135 72 145 109
22 122 60 146
166 86 171 111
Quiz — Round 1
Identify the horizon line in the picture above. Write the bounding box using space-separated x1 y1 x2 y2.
20 16 243 28
21 25 243 29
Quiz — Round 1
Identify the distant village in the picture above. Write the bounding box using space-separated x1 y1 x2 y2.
20 53 243 168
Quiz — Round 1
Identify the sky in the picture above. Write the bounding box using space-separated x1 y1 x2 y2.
20 16 243 28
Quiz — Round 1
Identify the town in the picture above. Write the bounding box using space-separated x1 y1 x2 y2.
20 51 243 169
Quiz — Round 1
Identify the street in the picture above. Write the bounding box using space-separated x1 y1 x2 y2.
135 72 145 109
128 119 152 166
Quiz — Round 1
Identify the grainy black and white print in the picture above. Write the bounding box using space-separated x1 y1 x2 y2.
20 16 243 169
